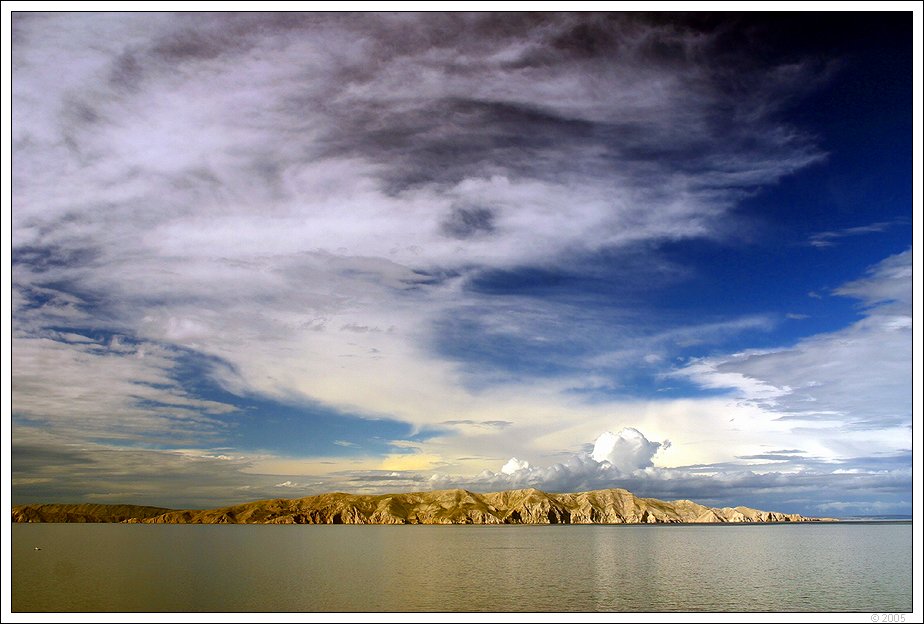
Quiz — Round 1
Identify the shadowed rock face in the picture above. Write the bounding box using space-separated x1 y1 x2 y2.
10 503 173 523
12 488 836 524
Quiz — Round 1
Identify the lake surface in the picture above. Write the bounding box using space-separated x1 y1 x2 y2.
12 523 911 612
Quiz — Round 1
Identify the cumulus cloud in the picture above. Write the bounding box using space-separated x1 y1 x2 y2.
500 457 531 475
590 428 667 472
11 424 910 516
494 427 667 487
375 436 909 516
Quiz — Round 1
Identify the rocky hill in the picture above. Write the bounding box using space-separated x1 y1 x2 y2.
11 503 173 523
12 488 835 524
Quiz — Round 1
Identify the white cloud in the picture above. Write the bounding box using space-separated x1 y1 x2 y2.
808 220 900 248
500 457 531 475
11 13 826 434
674 250 912 441
834 248 912 313
11 424 909 516
678 359 792 404
590 428 666 472
12 14 906 516
492 427 667 487
11 333 236 443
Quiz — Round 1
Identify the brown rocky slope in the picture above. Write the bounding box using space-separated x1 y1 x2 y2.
12 488 835 524
11 503 173 523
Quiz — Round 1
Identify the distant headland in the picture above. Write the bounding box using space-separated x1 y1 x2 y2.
11 487 836 524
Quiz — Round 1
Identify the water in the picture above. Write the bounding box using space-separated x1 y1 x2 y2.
12 523 911 612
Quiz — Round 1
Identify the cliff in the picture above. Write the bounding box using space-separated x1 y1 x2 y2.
12 488 835 524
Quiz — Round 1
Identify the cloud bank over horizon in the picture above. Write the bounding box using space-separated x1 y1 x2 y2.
10 13 913 515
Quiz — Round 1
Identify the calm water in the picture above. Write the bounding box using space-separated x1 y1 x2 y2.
12 523 911 612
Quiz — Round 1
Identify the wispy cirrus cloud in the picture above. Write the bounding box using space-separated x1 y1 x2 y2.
13 13 825 430
12 333 237 444
808 220 903 248
674 250 911 441
10 13 909 514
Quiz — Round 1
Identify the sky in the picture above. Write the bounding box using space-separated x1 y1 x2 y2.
8 11 917 516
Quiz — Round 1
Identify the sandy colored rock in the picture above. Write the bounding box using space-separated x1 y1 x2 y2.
12 488 837 524
11 503 172 523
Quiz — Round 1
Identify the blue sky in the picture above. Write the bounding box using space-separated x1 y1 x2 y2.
9 12 916 516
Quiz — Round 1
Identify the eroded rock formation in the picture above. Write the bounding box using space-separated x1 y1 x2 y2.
12 488 835 524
